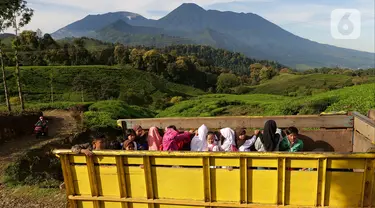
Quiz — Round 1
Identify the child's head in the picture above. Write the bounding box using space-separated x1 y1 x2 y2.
92 133 106 150
123 140 135 150
207 132 215 144
167 125 177 131
286 127 299 143
108 140 122 150
236 128 247 140
126 129 136 141
133 125 144 137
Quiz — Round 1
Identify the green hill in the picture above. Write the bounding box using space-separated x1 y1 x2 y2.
0 65 204 107
158 84 375 117
57 37 113 52
236 73 375 96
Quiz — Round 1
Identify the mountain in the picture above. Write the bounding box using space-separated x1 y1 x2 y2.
52 3 375 69
92 20 192 47
0 33 15 39
52 11 154 39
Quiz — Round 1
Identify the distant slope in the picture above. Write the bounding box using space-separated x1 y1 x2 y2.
52 3 375 69
93 21 193 47
0 33 15 39
1 66 205 103
99 20 164 35
57 37 113 51
52 11 154 39
158 83 375 117
157 3 375 69
242 74 357 96
0 34 15 49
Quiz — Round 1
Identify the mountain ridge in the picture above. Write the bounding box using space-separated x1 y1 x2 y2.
51 3 375 69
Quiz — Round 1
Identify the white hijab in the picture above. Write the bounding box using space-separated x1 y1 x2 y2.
220 128 236 152
190 124 208 151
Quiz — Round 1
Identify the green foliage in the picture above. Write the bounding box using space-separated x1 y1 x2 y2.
170 96 183 104
84 100 155 129
9 96 20 105
216 73 239 93
0 66 204 106
83 111 116 129
246 73 361 96
3 142 66 188
158 84 375 117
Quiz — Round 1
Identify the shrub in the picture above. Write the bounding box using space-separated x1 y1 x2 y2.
84 111 116 129
84 100 155 128
9 96 20 105
233 86 251 94
170 96 183 104
3 142 68 188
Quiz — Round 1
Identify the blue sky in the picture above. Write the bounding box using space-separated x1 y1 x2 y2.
7 0 375 53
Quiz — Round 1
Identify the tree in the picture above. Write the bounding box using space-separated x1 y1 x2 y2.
72 73 88 102
0 37 11 112
0 5 11 112
143 49 164 73
250 63 263 85
19 30 38 50
2 0 34 111
113 44 128 65
260 66 277 81
129 48 145 70
216 73 239 93
39 33 57 50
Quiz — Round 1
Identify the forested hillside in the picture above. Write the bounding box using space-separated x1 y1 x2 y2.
1 30 374 122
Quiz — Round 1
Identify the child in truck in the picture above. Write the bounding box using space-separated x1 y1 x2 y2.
123 129 138 150
147 127 163 151
71 133 106 156
279 127 304 152
205 131 221 152
236 128 257 152
123 139 136 150
133 125 148 150
162 126 193 151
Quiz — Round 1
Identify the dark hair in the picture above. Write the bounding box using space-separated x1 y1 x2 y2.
286 127 299 135
167 125 177 131
108 140 122 150
207 131 215 136
126 129 136 137
91 133 106 141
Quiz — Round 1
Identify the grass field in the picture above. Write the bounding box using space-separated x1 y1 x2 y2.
1 65 374 121
237 73 375 96
158 83 375 117
0 65 204 104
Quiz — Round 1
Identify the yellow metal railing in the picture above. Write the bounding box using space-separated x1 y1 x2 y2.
54 150 375 208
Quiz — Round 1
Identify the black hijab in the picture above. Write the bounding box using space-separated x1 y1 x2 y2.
260 120 279 151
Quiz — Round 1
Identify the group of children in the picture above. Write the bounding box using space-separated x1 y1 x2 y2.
72 120 304 156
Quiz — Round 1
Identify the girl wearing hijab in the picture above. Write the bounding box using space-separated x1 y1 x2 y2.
235 128 257 152
147 127 163 151
254 120 283 152
190 124 209 151
219 128 237 152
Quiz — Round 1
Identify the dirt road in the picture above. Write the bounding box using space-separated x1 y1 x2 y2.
0 110 77 208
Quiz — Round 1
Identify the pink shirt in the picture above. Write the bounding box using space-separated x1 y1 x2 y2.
162 129 191 151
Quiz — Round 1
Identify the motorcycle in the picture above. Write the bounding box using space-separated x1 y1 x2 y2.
34 125 48 139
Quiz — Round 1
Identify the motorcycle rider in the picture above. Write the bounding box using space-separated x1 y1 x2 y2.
35 116 48 134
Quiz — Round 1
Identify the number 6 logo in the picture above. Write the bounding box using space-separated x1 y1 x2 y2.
331 9 361 40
